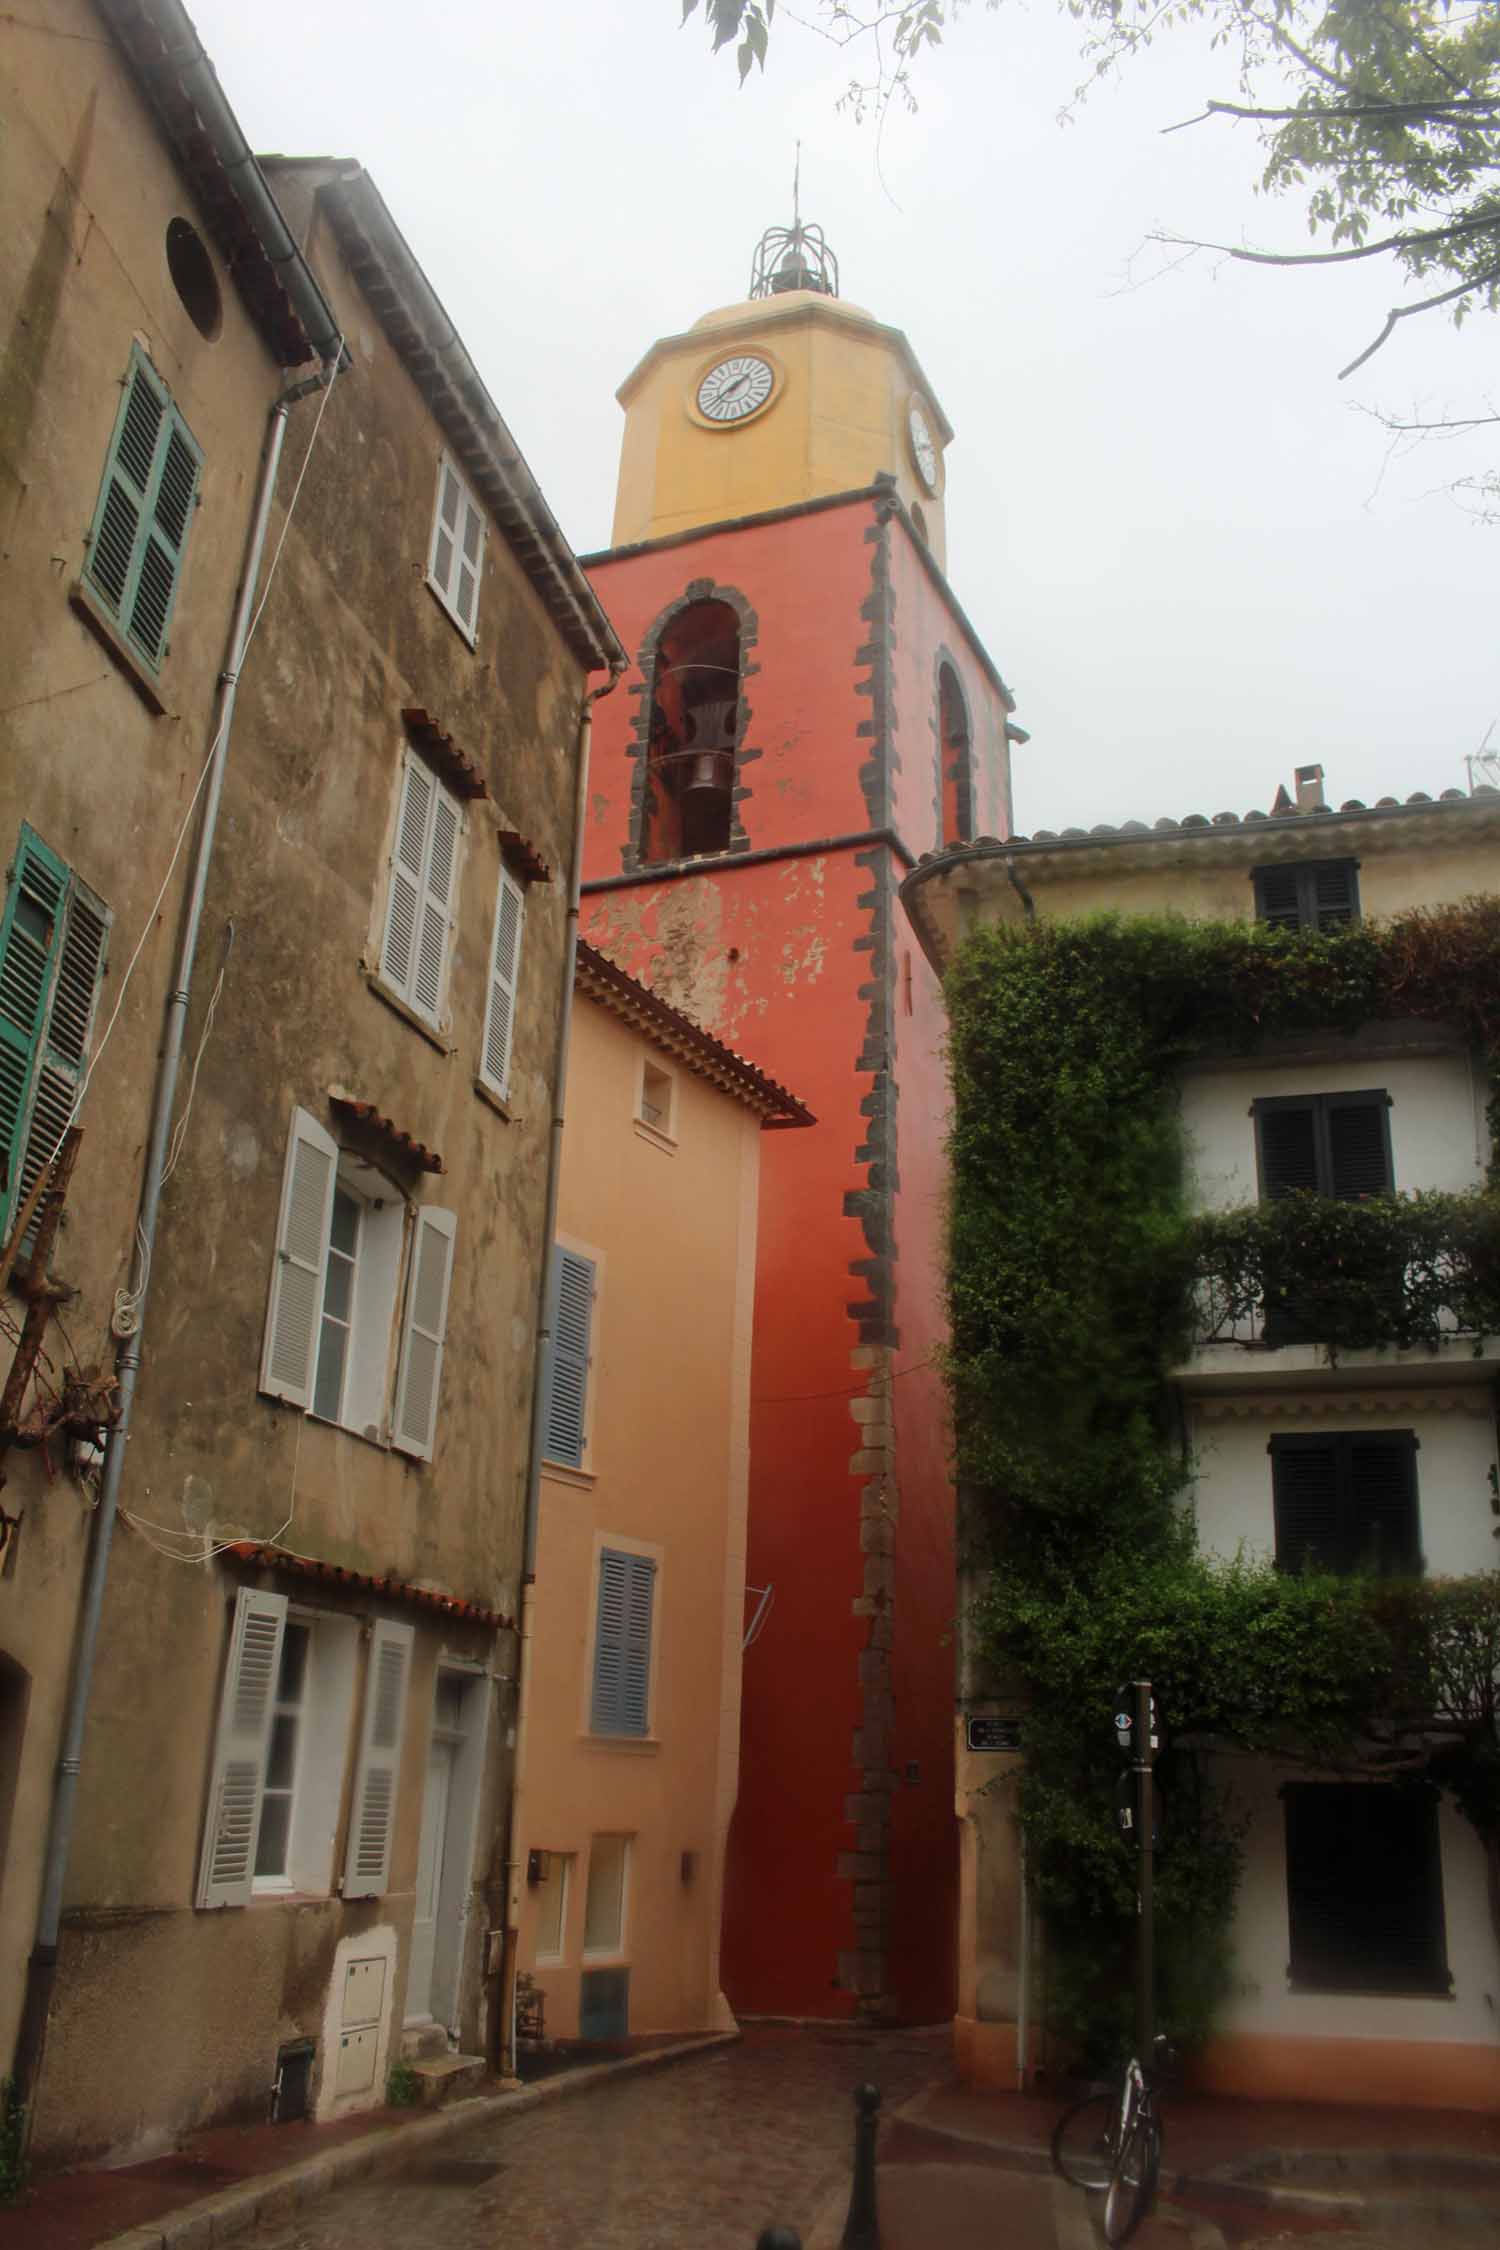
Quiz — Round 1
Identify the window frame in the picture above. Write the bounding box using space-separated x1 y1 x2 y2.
260 1107 457 1462
532 1850 572 1964
1283 1780 1449 1995
581 1833 631 1960
82 344 203 674
425 453 485 646
636 1056 677 1146
1252 858 1361 933
1252 1089 1394 1204
1269 1429 1421 1577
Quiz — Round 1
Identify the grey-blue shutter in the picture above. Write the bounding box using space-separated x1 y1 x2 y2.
591 1549 655 1736
543 1247 594 1467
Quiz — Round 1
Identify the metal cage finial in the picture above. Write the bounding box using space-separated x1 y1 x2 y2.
750 153 839 299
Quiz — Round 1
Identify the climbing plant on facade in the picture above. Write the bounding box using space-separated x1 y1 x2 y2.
944 898 1500 2062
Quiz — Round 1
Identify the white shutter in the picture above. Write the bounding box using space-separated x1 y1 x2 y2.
260 1106 338 1408
411 785 461 1027
380 754 432 999
342 1616 413 1898
196 1587 288 1909
393 1205 457 1461
479 867 525 1100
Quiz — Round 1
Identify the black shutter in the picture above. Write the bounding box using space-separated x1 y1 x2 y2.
1257 1103 1319 1197
1254 864 1303 931
1347 1433 1420 1574
1326 1096 1392 1199
1285 1784 1446 1992
1313 860 1359 929
1272 1438 1343 1571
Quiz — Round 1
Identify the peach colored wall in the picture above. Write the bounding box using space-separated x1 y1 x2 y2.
518 994 761 2036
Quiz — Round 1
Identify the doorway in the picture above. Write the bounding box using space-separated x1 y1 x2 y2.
405 1667 487 2036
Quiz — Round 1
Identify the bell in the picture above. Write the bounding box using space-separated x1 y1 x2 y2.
684 750 728 798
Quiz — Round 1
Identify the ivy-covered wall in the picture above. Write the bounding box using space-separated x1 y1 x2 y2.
946 901 1500 2063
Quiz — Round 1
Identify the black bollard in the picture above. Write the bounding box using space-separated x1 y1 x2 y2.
840 2082 881 2250
755 2231 803 2249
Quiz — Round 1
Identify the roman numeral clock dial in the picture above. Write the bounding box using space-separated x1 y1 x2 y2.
696 355 776 424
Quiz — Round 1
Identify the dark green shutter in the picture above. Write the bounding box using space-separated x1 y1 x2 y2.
84 350 202 669
1312 859 1359 928
1253 864 1303 931
1326 1096 1392 1199
542 1247 594 1468
1257 1102 1318 1198
1252 860 1359 931
0 832 110 1239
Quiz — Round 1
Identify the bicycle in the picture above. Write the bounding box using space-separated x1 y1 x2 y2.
1050 2035 1173 2246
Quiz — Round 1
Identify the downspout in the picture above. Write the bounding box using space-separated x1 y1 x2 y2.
10 360 340 2130
493 656 624 2076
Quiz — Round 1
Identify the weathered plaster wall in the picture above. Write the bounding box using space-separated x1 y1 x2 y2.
20 153 593 2159
0 0 290 2089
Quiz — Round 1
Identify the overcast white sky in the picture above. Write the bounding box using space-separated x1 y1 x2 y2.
191 0 1500 836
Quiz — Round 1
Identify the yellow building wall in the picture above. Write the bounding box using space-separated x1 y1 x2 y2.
611 293 950 564
517 996 762 2039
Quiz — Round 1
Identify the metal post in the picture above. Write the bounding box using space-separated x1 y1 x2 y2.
1134 1679 1154 2060
840 2082 881 2250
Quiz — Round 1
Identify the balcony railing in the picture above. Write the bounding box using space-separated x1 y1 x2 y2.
1187 1190 1500 1354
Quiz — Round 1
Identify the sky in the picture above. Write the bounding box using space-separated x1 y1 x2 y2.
189 0 1500 837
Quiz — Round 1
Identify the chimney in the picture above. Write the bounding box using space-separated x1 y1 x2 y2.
1294 763 1325 812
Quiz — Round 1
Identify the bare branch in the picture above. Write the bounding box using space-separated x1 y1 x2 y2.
1341 259 1500 378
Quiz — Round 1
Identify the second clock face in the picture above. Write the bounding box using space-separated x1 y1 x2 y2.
908 401 939 492
697 354 776 424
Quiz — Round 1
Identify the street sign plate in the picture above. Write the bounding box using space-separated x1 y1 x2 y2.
1112 1684 1163 1756
966 1716 1023 1753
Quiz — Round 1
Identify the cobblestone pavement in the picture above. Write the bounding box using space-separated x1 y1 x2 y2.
253 2025 949 2250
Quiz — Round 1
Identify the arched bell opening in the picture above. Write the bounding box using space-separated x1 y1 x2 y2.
641 599 743 865
938 661 973 848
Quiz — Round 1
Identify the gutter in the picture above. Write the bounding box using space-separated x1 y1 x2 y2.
97 0 344 366
493 654 626 2076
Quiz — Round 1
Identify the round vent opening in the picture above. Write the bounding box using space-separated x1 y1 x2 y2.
166 218 222 341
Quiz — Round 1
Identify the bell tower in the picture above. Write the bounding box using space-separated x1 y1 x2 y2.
578 226 1018 2032
611 216 952 566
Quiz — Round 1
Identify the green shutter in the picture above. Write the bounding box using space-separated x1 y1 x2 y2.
84 349 202 669
0 831 111 1239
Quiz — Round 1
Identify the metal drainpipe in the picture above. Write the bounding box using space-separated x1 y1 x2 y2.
10 361 339 2128
493 657 624 2076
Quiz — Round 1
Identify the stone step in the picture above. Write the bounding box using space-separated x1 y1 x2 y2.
408 2051 488 2106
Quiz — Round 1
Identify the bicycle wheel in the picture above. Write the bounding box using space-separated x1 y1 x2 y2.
1103 2112 1161 2245
1050 2091 1116 2190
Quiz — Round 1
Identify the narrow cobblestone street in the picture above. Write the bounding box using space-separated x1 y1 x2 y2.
253 2026 948 2250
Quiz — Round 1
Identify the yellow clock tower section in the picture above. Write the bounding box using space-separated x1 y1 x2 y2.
610 224 953 568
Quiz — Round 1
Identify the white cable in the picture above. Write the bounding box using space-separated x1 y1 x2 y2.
123 1409 303 1564
161 923 234 1186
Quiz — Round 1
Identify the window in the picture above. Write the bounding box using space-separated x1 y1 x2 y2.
196 1588 410 1909
1253 859 1359 932
426 456 485 642
478 866 526 1103
1271 1431 1420 1576
0 827 110 1241
1254 1091 1393 1203
541 1246 595 1469
1284 1783 1448 1993
937 662 972 847
261 1108 457 1462
638 1060 674 1138
582 1834 630 1956
533 1851 572 1962
641 599 742 864
378 752 464 1032
83 346 202 670
590 1547 656 1737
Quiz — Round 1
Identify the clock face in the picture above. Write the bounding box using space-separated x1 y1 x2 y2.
908 401 939 492
697 355 776 425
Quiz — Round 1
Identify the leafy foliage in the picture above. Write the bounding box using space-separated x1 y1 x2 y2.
945 901 1500 2062
688 2 1500 369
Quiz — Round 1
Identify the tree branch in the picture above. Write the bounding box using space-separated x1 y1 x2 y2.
1341 258 1500 377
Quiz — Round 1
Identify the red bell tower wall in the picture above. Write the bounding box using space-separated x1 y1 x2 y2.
580 485 1013 2021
